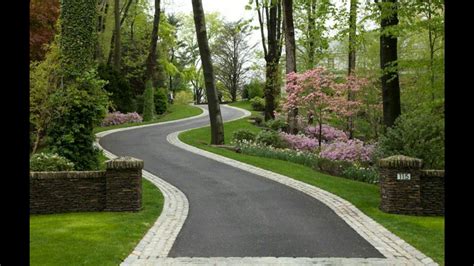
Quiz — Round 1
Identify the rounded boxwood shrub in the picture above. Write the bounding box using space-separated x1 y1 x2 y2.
30 153 75 171
250 97 265 111
316 157 354 177
255 130 287 148
376 109 445 169
154 88 168 115
232 129 256 143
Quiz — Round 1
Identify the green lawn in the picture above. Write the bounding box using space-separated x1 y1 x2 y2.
93 103 203 134
30 178 164 266
180 101 445 265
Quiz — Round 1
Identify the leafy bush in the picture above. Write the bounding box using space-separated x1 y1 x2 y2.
142 80 155 121
232 129 256 143
174 90 194 105
317 157 354 177
98 64 135 113
101 112 143 127
30 153 75 171
250 116 264 126
250 97 265 111
154 88 168 115
47 70 108 171
265 118 288 132
319 139 375 163
279 132 319 151
135 94 144 114
342 165 380 184
255 130 287 148
376 109 445 169
244 79 264 99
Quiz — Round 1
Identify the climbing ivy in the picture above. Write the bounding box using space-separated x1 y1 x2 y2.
60 0 97 79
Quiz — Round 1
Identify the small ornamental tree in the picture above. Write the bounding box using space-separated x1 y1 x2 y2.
283 67 366 146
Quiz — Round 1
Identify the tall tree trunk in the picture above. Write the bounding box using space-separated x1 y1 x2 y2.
256 0 283 121
191 0 225 145
347 0 357 138
307 0 316 69
107 0 133 66
283 0 298 134
145 0 161 84
378 0 401 127
113 0 121 70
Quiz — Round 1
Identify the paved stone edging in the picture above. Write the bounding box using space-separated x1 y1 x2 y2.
94 107 209 263
167 105 437 266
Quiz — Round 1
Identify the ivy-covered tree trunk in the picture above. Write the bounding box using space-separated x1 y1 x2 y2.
113 0 121 70
191 0 225 145
347 0 357 138
283 0 298 134
145 0 161 84
378 0 401 127
256 0 283 121
60 0 96 80
52 0 109 170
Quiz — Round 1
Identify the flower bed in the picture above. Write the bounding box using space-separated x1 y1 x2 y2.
101 112 143 127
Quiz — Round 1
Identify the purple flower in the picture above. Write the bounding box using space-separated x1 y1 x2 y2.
101 112 143 127
319 139 375 163
304 124 348 142
279 132 318 151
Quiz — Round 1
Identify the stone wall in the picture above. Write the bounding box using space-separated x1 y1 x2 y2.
378 155 444 216
420 170 445 216
30 157 143 214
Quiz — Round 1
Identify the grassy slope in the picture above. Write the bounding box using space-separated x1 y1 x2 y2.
30 179 163 266
94 103 203 134
179 100 444 264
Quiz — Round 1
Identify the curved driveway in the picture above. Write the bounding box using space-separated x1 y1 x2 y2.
99 105 383 258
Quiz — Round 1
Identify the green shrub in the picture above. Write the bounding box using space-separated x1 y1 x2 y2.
47 70 108 171
142 80 155 121
250 97 265 111
135 94 144 114
154 88 168 115
376 109 445 169
250 116 264 126
98 64 135 113
317 157 353 177
174 90 194 105
264 118 288 132
30 153 75 171
342 165 380 184
242 86 249 99
232 129 256 143
245 79 264 99
255 130 287 148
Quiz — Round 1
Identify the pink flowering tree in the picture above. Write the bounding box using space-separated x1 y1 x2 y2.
283 67 367 145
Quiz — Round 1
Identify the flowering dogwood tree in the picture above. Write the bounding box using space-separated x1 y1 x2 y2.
283 67 367 145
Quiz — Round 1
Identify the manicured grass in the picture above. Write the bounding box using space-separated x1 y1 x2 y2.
179 107 445 265
30 178 164 266
228 100 262 116
93 103 203 134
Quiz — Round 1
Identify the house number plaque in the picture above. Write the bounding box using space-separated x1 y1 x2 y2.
397 173 411 180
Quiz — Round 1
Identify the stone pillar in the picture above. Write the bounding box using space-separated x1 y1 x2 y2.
378 155 423 215
105 156 144 212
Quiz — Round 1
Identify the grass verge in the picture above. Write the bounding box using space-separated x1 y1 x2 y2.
30 178 164 266
179 102 445 265
93 103 203 134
